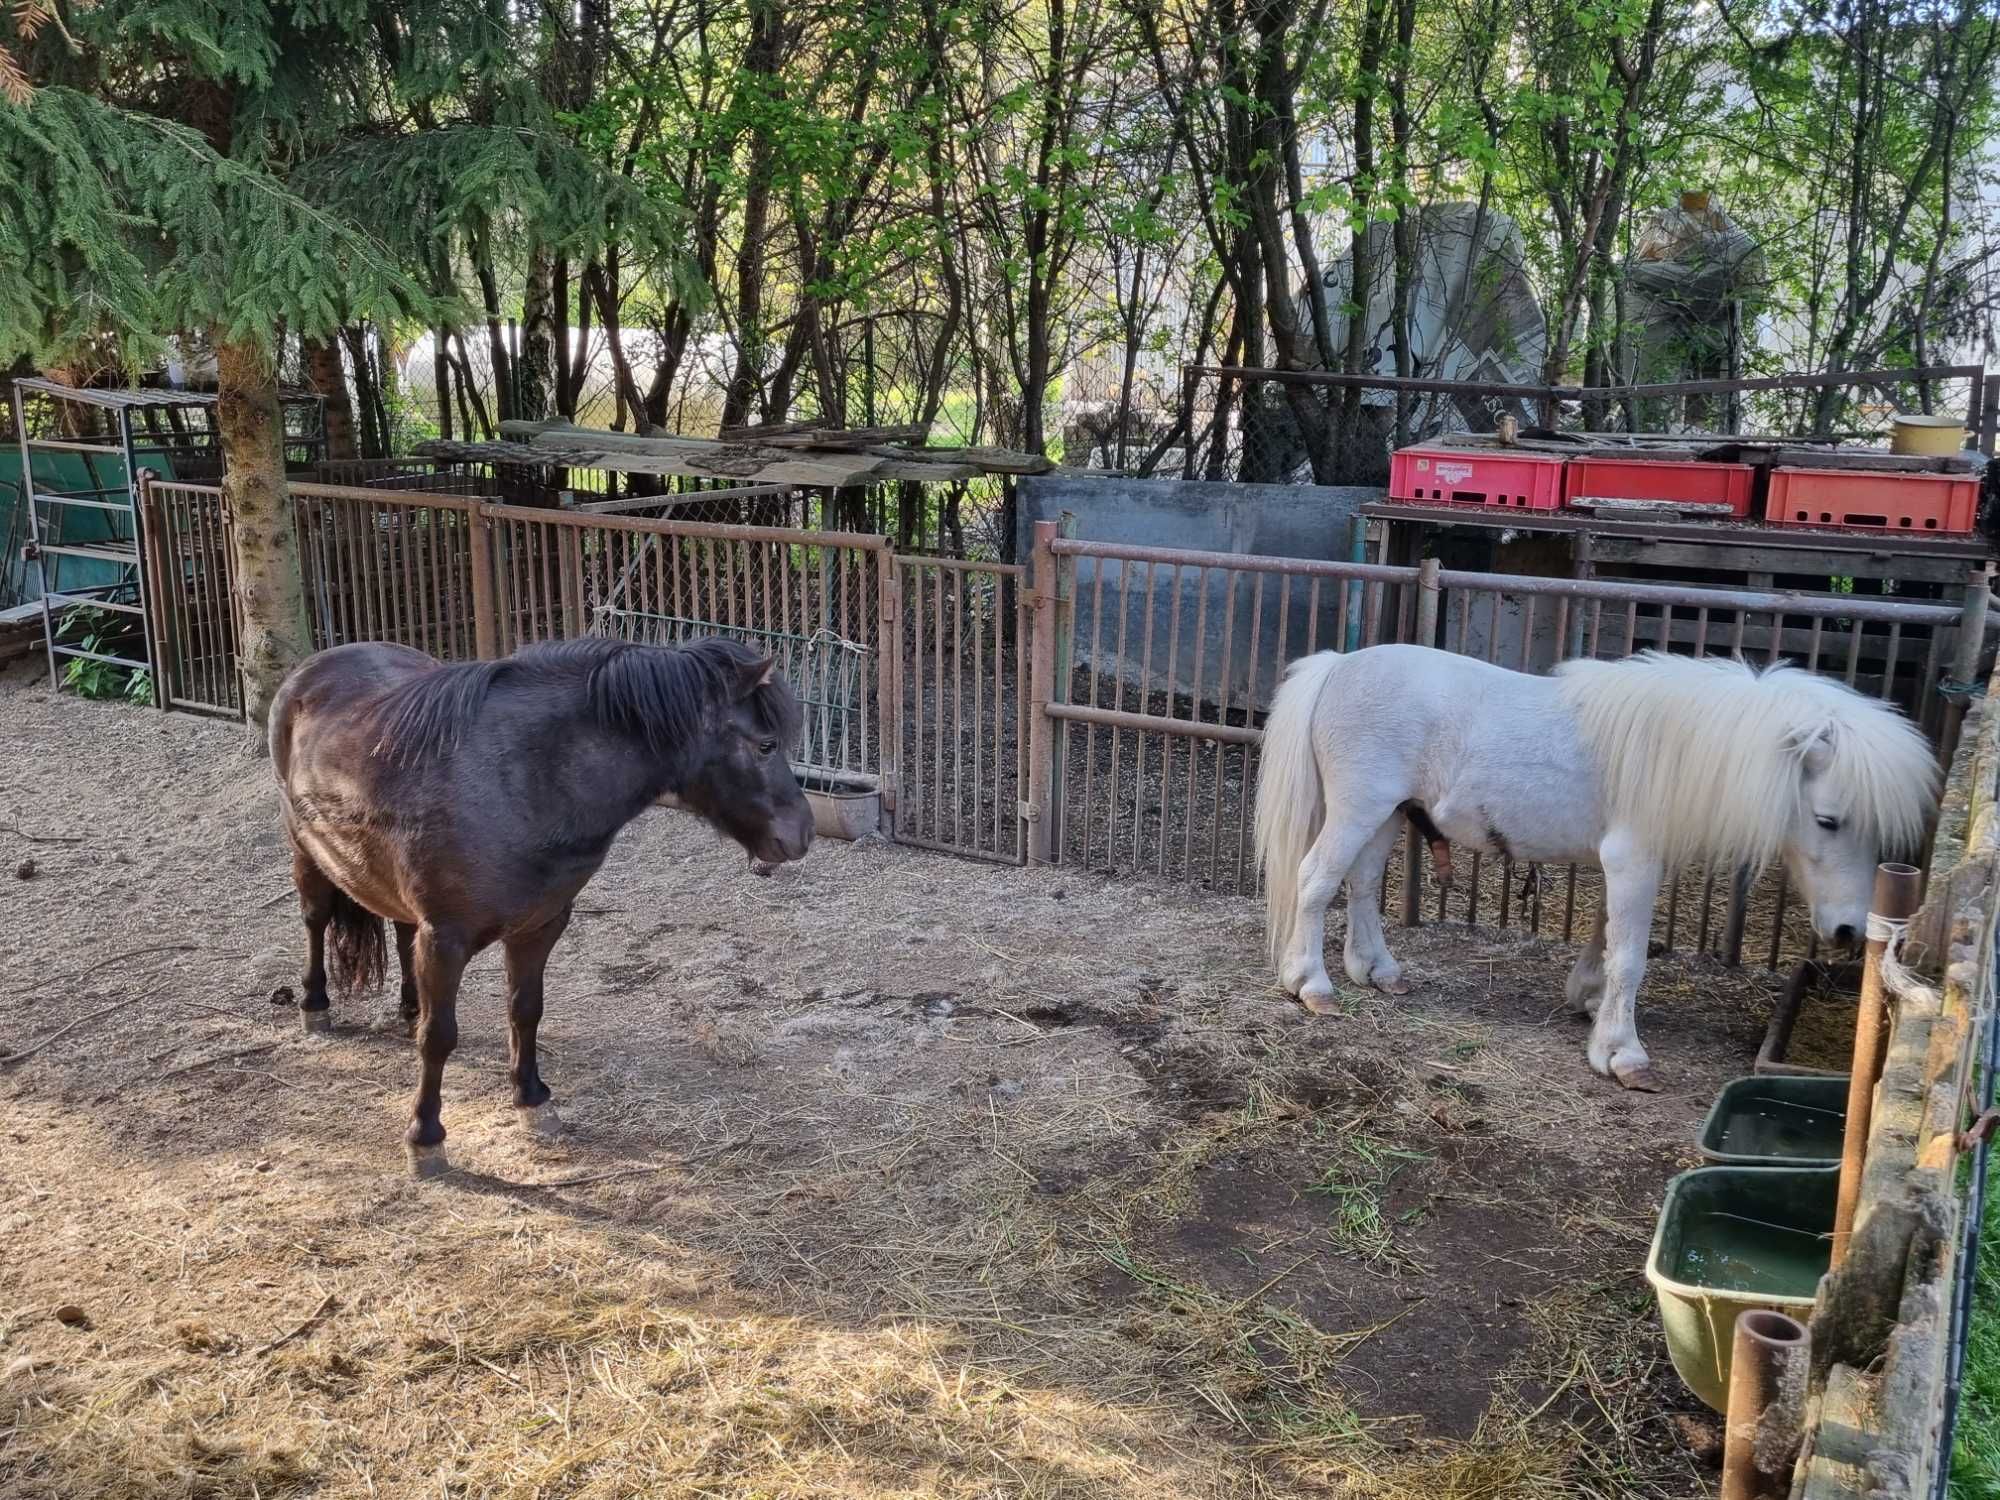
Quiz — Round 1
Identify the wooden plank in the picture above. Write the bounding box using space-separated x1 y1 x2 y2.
1770 446 1981 474
495 418 1052 481
1568 497 1740 518
1585 535 1978 583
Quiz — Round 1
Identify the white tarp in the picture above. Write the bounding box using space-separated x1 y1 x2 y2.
1310 201 1548 429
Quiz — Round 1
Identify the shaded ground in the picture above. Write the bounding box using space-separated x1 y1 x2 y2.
0 661 1783 1497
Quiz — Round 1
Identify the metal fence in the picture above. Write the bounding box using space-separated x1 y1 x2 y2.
140 479 894 784
138 479 1986 972
893 554 1027 863
1023 522 1985 969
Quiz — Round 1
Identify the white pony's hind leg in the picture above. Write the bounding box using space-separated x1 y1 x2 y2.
1281 813 1390 1014
1565 902 1607 1017
1585 836 1664 1092
1343 814 1409 994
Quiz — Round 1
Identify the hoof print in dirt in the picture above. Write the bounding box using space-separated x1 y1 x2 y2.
519 1104 564 1137
52 1304 89 1329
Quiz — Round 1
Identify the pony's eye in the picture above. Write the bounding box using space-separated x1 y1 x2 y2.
757 739 779 756
1815 815 1840 833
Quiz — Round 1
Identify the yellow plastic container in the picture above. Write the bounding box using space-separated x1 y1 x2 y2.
1890 414 1967 456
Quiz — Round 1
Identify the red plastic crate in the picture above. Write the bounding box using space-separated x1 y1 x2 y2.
1389 446 1565 510
1562 457 1755 517
1765 467 1981 535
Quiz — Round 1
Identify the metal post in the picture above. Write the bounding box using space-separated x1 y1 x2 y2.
12 381 58 690
1025 519 1060 864
1831 861 1923 1269
1344 514 1366 653
1047 512 1077 856
1940 563 1992 769
466 505 499 660
874 544 899 838
135 469 174 711
1402 557 1442 927
118 407 166 710
1719 1310 1809 1500
1721 865 1752 968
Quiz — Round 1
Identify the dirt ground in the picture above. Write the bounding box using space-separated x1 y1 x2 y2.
0 659 1792 1498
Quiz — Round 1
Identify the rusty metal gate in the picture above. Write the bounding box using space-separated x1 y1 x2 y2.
1022 521 1986 969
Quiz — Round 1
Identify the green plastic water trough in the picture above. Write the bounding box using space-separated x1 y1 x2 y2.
1645 1165 1835 1411
1696 1074 1849 1168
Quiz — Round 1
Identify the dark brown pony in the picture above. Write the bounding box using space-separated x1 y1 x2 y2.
269 635 814 1175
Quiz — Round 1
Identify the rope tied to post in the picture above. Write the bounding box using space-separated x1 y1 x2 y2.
1864 911 1941 1010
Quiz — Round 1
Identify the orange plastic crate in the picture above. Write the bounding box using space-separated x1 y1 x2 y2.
1765 467 1980 535
1563 457 1755 517
1389 446 1565 510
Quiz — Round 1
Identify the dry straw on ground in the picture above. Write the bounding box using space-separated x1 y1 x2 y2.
0 661 1772 1497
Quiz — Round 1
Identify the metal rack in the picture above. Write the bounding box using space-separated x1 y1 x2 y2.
12 379 325 697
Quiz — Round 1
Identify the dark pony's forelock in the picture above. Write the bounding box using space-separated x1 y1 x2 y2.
369 635 800 765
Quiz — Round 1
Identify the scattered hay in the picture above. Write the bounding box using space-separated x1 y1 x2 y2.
0 668 1752 1497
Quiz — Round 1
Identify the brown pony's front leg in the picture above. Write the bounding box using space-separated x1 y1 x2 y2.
292 844 336 1033
406 925 468 1178
503 905 572 1137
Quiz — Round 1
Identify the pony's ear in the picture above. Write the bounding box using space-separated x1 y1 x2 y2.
1799 725 1835 777
735 654 777 699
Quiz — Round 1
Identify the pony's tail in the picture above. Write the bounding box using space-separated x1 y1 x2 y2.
1256 652 1338 971
326 889 387 997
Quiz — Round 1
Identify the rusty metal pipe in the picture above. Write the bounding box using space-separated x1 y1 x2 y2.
1720 1309 1809 1500
1045 537 1962 628
1830 861 1924 1269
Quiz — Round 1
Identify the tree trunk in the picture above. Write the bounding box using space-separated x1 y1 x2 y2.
215 334 310 735
516 244 557 422
474 245 514 424
301 335 357 462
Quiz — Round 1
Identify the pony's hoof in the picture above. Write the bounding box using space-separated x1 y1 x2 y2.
1614 1065 1664 1093
1373 973 1411 995
1300 985 1342 1016
406 1143 450 1179
300 1008 333 1035
519 1104 564 1137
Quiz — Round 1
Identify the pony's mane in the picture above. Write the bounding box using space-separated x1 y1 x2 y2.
1553 651 1938 873
370 636 801 765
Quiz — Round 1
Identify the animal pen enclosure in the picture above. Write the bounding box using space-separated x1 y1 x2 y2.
136 476 1990 977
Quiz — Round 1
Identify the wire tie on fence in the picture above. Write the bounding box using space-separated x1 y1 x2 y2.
1937 677 1987 702
1864 912 1942 1009
1962 1107 2000 1152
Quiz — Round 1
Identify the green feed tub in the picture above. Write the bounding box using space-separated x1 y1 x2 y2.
1696 1075 1849 1168
1645 1165 1834 1411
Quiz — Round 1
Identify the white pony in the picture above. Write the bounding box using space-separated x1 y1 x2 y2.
1254 644 1938 1090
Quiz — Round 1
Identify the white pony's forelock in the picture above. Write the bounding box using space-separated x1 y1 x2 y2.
1554 651 1939 873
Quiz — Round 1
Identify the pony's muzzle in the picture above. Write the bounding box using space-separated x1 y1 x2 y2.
750 813 815 872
